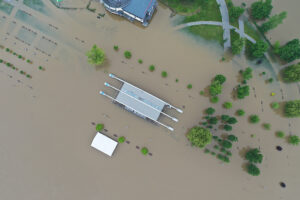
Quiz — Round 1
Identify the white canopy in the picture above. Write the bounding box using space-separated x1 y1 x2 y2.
91 132 118 157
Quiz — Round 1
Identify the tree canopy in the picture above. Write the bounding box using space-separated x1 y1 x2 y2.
237 85 250 99
249 40 269 58
288 135 300 145
245 148 263 163
86 45 105 66
209 80 222 96
284 100 300 117
214 74 226 85
251 0 273 20
247 163 260 176
232 38 245 55
187 126 212 148
205 107 216 115
249 115 260 123
282 63 300 82
260 11 287 33
242 67 253 81
278 39 300 63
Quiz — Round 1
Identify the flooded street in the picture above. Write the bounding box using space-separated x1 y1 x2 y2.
0 1 300 200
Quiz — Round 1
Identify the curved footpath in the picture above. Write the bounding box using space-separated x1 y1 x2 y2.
216 0 231 50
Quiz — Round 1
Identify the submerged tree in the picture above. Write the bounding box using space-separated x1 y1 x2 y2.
245 148 263 164
187 126 212 148
86 45 105 66
249 40 269 58
284 100 300 117
247 163 260 176
282 63 300 82
260 11 287 33
232 38 245 55
278 39 300 62
250 0 273 20
288 135 300 145
209 80 222 96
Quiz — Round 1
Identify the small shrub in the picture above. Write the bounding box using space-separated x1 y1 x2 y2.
149 65 155 72
249 115 260 123
6 63 11 67
214 74 226 85
204 149 210 153
118 136 125 143
138 59 143 64
6 48 9 52
226 151 232 156
161 71 168 78
211 152 216 156
38 66 44 70
18 55 22 59
26 59 32 63
26 74 31 78
175 78 179 82
141 147 149 155
263 123 271 130
227 117 238 124
20 70 25 74
276 131 285 138
220 148 226 153
271 102 280 109
214 145 219 150
288 135 300 145
0 59 3 63
210 96 219 103
223 101 233 109
213 136 218 140
200 91 204 95
208 117 218 125
124 51 132 59
262 72 266 75
217 138 222 143
95 123 104 132
187 84 192 89
113 45 119 51
247 163 260 176
236 109 245 116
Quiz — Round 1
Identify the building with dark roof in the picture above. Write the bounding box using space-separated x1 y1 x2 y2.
101 0 157 26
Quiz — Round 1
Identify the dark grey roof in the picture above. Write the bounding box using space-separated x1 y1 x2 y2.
102 0 131 8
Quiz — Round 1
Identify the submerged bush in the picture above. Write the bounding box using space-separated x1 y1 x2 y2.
187 84 192 89
224 124 232 131
186 126 212 148
118 136 125 143
236 109 245 116
271 102 280 109
149 65 155 72
221 140 232 149
124 51 132 59
247 163 260 176
223 101 233 109
276 131 285 138
138 59 143 64
245 148 263 164
95 123 104 132
263 123 271 130
161 71 168 78
288 135 300 145
141 147 149 155
210 96 219 103
205 107 215 115
227 134 238 142
249 115 260 123
113 45 119 51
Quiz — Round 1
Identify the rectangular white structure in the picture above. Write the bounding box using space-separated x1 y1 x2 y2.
91 132 118 157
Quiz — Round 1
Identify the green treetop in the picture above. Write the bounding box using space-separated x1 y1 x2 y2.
282 63 300 82
251 0 273 20
187 126 212 148
250 40 269 58
232 37 245 55
284 100 300 117
86 45 105 66
260 11 287 33
245 148 263 163
278 39 300 63
209 80 222 96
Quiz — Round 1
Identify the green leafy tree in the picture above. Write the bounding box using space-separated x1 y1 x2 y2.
209 80 222 96
214 74 226 85
161 71 168 78
208 117 218 125
236 109 245 116
118 136 125 143
282 63 300 82
232 38 245 55
247 163 260 176
249 115 260 123
224 124 232 131
276 131 285 138
263 123 271 130
124 51 132 59
237 85 250 99
205 107 216 115
260 11 287 33
86 45 105 65
245 148 263 163
227 117 238 124
210 96 219 103
250 40 269 58
288 135 300 145
221 140 232 149
278 39 300 62
227 134 238 142
251 0 273 20
223 101 233 109
284 100 300 117
187 126 212 148
242 67 253 81
221 115 230 122
229 6 245 22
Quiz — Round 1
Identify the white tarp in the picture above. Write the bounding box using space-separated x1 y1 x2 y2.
91 132 118 157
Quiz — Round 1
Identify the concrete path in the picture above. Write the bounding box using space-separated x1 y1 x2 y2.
216 0 231 50
174 21 223 30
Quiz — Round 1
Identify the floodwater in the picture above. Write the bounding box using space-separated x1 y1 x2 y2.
0 1 300 200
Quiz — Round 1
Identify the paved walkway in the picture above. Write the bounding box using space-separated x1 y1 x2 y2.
216 0 231 50
174 21 223 30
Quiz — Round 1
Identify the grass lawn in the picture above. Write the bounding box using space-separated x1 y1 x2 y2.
0 0 14 15
160 0 203 15
186 25 224 44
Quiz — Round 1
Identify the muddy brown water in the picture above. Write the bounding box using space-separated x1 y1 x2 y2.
0 1 300 200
